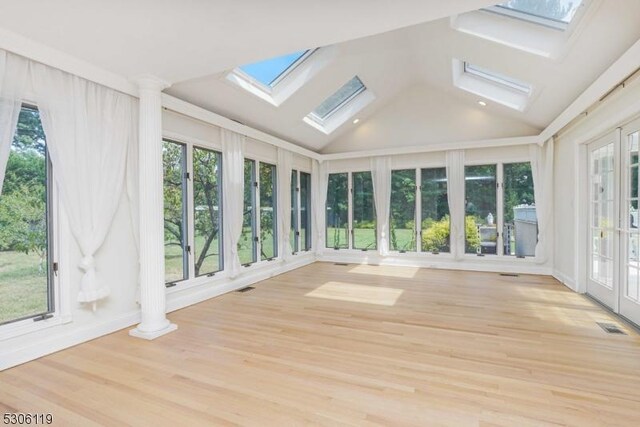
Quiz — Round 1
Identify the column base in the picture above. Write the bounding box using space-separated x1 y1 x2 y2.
129 322 178 340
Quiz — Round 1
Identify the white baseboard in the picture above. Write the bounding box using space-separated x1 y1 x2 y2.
0 310 141 371
552 269 579 292
318 251 553 276
0 254 315 371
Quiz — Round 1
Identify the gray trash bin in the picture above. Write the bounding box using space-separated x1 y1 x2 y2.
513 205 537 257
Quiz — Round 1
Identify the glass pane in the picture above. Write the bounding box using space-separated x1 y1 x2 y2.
163 140 188 283
421 168 450 253
496 0 583 24
503 162 536 257
326 173 349 249
352 171 376 250
465 165 497 255
390 170 416 252
311 76 366 120
239 159 256 265
300 172 312 251
291 170 298 254
0 107 50 325
193 147 222 276
260 162 277 260
464 63 531 94
239 50 308 87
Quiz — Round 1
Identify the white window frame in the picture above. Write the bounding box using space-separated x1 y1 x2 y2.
0 102 69 340
291 169 312 255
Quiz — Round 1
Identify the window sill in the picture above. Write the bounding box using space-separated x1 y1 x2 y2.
0 313 72 341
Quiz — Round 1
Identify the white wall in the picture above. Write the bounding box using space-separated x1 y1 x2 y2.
553 74 640 291
321 83 541 154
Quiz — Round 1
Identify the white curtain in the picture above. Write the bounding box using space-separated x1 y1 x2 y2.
277 148 293 260
222 129 246 278
530 138 554 264
370 156 391 256
447 150 466 260
312 160 328 254
0 51 28 194
125 105 140 302
31 62 136 304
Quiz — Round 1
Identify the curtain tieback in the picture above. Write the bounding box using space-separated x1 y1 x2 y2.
79 255 95 272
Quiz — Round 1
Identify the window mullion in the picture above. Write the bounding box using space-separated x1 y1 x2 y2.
416 168 422 253
186 144 196 279
348 172 354 250
255 161 261 263
296 171 302 253
497 163 505 257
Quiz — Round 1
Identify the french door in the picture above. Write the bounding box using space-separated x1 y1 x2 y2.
587 120 640 326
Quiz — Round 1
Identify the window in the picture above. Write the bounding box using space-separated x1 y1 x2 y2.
192 147 223 275
488 0 584 30
239 159 278 264
291 170 298 254
352 171 376 251
240 159 257 265
503 162 536 257
291 170 312 254
421 168 450 254
300 172 312 251
0 106 54 326
239 50 311 89
326 173 349 249
163 141 189 283
259 162 277 260
464 62 531 94
163 139 224 284
390 170 417 252
465 165 498 255
309 76 366 123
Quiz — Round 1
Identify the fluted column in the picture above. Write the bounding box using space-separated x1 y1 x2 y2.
130 75 177 340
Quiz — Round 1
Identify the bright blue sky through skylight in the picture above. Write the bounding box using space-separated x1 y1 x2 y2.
497 0 583 24
239 51 308 87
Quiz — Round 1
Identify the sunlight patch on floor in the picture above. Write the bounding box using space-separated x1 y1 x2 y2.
305 281 404 306
347 264 420 279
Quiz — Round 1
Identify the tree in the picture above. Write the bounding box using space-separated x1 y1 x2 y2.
192 148 221 274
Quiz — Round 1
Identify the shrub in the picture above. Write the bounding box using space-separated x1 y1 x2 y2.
421 216 450 252
465 216 481 253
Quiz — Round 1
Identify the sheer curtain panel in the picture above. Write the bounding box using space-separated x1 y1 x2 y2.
446 150 465 260
277 148 293 260
222 129 246 278
371 156 391 256
0 50 28 194
529 138 554 263
31 62 136 305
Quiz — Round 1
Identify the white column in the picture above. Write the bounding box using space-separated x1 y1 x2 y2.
130 75 177 340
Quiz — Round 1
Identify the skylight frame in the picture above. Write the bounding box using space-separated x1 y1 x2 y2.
308 76 367 125
235 49 317 94
484 1 585 31
463 62 532 95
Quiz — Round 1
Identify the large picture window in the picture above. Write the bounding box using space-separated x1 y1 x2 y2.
240 159 257 265
352 171 376 250
260 162 277 260
163 140 189 283
421 168 450 254
163 139 224 284
326 173 349 249
503 162 536 257
300 172 312 251
390 170 417 252
465 165 498 255
0 106 54 325
192 147 223 276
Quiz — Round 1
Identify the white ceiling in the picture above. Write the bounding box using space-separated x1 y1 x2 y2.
0 0 639 154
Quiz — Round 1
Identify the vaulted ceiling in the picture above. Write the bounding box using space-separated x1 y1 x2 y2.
0 0 639 154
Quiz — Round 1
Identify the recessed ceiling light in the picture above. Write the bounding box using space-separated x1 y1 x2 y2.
478 101 487 107
353 118 360 124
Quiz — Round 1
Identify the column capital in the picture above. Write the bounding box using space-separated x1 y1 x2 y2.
133 74 171 93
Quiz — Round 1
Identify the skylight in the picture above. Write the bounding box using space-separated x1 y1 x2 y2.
464 62 531 94
487 0 584 30
239 50 310 88
310 76 366 122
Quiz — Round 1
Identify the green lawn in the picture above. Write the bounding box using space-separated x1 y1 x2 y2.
0 250 49 324
325 227 415 251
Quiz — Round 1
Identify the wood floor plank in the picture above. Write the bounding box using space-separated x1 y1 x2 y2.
1 262 640 426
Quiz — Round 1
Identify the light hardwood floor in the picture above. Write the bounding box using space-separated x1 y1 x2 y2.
2 262 640 426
